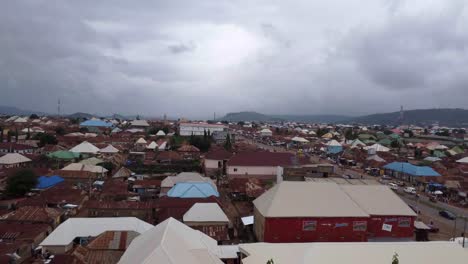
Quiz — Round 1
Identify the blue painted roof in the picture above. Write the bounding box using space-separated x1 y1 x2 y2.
383 162 441 177
80 120 113 128
167 182 219 198
327 146 343 154
36 175 64 189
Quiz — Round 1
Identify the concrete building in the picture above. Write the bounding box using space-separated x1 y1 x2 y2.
179 123 227 136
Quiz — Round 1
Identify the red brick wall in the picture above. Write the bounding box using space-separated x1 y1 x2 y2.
263 217 369 243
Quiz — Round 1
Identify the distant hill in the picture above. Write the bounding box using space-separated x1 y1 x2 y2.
221 111 350 123
0 105 48 116
68 112 94 119
347 108 468 126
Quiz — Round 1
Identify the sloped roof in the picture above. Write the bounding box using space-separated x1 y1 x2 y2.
204 149 232 160
366 155 386 163
156 130 166 136
136 137 147 144
253 182 369 218
456 157 468 164
41 217 153 247
113 167 134 178
183 203 229 223
0 153 32 165
383 162 440 177
47 150 80 160
118 218 224 264
146 141 158 150
79 157 104 166
291 136 309 143
364 143 390 152
100 144 119 153
80 119 113 128
326 140 342 147
70 141 100 154
131 120 150 127
167 182 219 198
161 172 212 188
340 185 416 216
61 163 108 173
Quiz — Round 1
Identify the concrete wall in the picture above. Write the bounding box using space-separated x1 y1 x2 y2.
253 207 265 241
205 159 221 169
227 166 276 177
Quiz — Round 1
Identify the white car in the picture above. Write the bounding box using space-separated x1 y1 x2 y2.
388 183 399 190
404 187 417 194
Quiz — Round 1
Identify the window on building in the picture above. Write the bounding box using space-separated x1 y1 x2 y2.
233 168 238 172
302 220 317 231
353 221 367 231
398 218 411 227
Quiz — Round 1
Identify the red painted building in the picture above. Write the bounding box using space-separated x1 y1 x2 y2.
253 182 370 243
340 185 416 239
254 182 416 243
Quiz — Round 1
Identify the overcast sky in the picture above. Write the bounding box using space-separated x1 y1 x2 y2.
1 0 468 118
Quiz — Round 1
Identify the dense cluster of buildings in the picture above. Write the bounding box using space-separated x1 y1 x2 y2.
0 114 467 263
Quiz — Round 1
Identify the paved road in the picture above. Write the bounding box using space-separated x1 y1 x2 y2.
398 192 467 239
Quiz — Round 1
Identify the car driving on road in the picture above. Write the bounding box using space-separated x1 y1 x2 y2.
439 210 457 220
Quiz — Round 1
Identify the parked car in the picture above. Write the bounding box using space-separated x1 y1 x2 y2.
388 182 399 190
439 210 457 220
404 187 417 195
381 175 392 180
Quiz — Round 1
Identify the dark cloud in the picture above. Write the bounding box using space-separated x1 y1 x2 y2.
0 0 467 118
168 42 196 54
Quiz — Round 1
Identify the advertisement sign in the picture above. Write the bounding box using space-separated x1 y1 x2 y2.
382 224 392 232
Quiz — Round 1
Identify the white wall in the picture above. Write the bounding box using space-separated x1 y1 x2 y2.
205 159 221 169
179 124 226 136
227 165 277 176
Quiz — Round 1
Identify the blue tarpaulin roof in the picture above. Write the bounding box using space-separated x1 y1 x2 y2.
80 120 113 128
167 182 219 198
36 175 64 189
383 162 441 177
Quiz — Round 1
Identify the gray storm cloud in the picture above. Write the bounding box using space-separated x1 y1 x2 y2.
0 0 467 118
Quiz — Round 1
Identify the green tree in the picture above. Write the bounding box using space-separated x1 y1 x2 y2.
237 121 245 126
224 134 232 150
390 140 400 149
26 128 31 140
392 252 399 264
15 128 18 142
0 127 3 142
7 130 14 142
33 133 58 147
6 169 38 196
29 114 39 119
98 162 115 172
79 127 89 133
55 127 66 136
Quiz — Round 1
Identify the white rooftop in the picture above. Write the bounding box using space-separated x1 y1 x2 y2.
253 182 369 218
61 163 108 173
0 153 32 165
118 218 224 264
183 203 230 223
136 137 147 144
99 144 119 153
240 241 468 264
69 141 100 154
40 217 153 247
340 185 416 216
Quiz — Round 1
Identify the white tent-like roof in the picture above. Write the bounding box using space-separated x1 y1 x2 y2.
158 141 167 150
156 130 166 136
456 157 468 164
0 153 32 165
136 137 147 144
350 139 366 148
291 136 309 143
118 218 224 264
364 143 390 152
40 217 153 248
146 141 158 150
70 141 100 154
183 203 230 223
99 144 119 153
326 140 342 147
113 167 134 178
